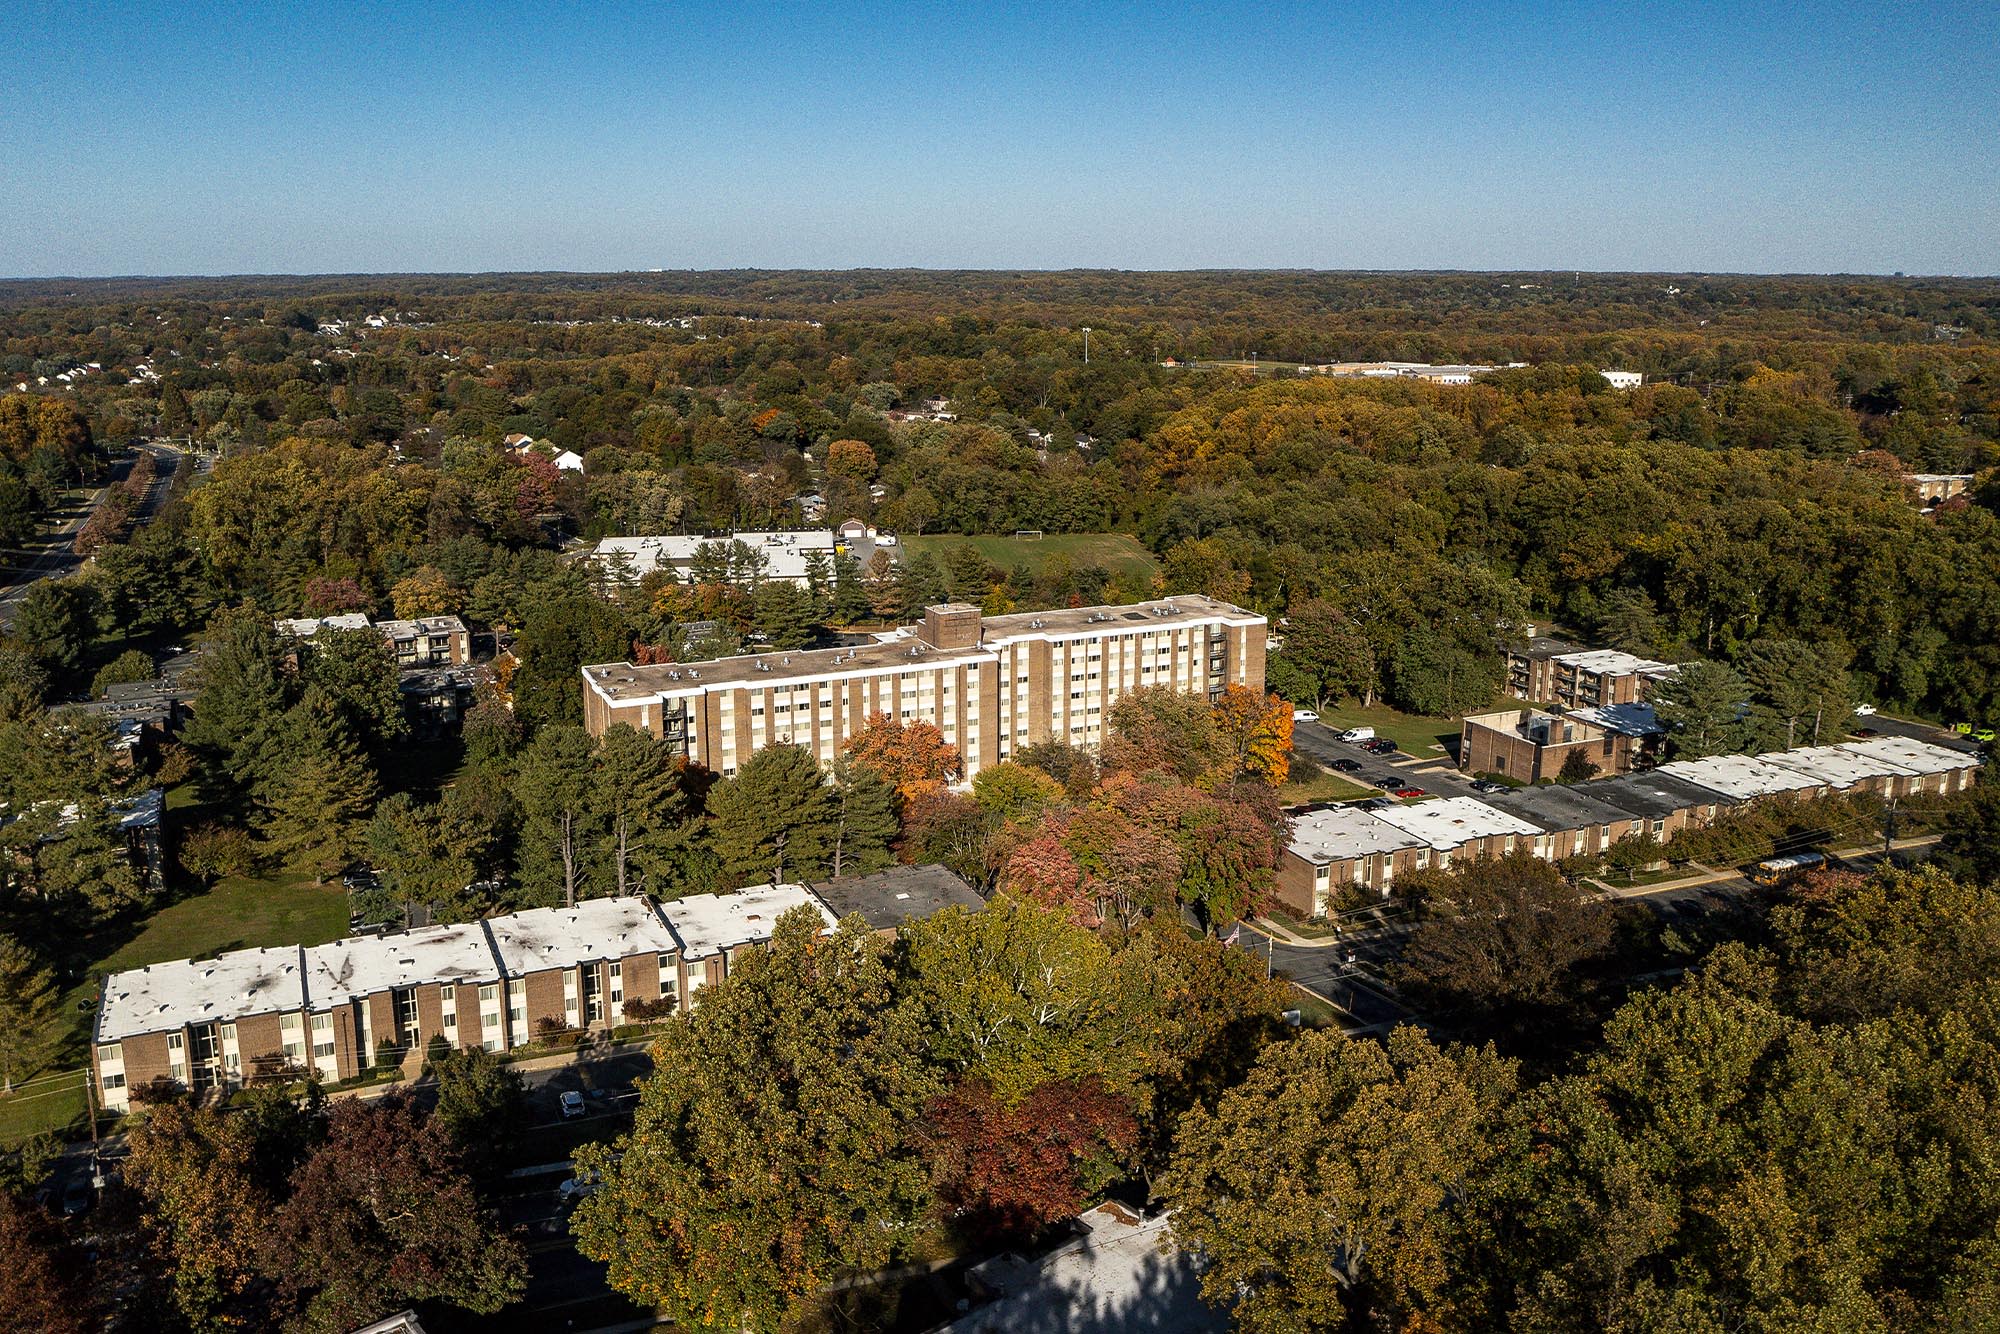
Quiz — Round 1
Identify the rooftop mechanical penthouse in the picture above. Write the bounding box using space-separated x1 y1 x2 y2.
581 596 1268 779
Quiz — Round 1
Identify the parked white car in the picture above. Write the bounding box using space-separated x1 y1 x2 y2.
1292 709 1319 723
1339 727 1375 743
1854 704 1877 716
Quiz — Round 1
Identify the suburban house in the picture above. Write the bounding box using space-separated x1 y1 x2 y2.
581 596 1269 781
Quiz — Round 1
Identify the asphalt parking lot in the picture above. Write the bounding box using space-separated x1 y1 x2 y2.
1289 720 1485 802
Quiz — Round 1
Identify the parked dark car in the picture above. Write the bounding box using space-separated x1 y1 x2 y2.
1356 797 1395 811
1332 758 1364 773
1469 779 1509 794
60 1178 92 1217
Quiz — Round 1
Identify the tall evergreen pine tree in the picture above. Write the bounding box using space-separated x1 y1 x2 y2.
259 687 378 877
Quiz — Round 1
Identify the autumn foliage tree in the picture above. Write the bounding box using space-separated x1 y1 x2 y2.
843 711 964 803
1213 684 1294 785
920 1077 1138 1246
269 1097 526 1330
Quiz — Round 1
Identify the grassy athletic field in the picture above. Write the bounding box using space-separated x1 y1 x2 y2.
901 532 1161 588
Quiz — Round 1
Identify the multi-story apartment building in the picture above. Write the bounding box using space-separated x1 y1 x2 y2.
374 616 471 669
1276 736 1982 916
92 886 836 1113
1504 638 1676 710
274 613 471 669
580 596 1268 778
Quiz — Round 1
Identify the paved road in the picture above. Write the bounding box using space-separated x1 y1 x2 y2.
0 441 179 629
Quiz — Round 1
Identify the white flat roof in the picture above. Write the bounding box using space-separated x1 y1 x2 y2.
487 898 683 975
275 613 371 636
1833 735 1982 777
1760 744 1914 789
303 922 501 1009
98 946 305 1045
1286 806 1424 864
1656 754 1826 800
1551 648 1676 677
1369 796 1542 850
658 883 836 959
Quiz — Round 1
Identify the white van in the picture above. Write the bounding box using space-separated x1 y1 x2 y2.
1292 708 1319 723
1339 727 1375 743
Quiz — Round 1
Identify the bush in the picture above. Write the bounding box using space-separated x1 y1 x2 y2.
621 996 677 1022
178 821 259 883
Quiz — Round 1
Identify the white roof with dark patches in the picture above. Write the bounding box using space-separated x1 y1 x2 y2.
97 946 306 1044
486 898 683 975
658 884 836 959
1369 796 1542 851
302 922 501 1008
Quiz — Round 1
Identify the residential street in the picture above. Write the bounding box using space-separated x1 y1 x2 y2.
0 440 180 629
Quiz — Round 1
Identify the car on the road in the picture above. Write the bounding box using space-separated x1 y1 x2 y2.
1362 739 1399 755
1392 787 1427 799
1469 779 1509 793
1338 727 1375 743
558 1090 586 1120
1854 704 1877 716
1331 758 1364 773
1292 708 1319 723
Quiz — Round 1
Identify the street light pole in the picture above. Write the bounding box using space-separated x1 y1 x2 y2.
1082 327 1091 365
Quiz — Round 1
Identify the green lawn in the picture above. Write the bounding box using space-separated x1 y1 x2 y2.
0 870 350 1147
1277 767 1376 806
901 532 1160 589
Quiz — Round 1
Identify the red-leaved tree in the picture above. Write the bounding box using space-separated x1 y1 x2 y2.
920 1078 1139 1246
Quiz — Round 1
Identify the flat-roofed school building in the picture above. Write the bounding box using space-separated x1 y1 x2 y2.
581 596 1268 779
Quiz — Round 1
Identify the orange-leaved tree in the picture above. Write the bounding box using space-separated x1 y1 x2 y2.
844 712 964 804
1213 685 1293 786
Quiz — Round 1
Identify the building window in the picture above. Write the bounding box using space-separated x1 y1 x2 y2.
102 1073 126 1090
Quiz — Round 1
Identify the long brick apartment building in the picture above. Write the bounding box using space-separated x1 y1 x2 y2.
92 885 843 1113
581 595 1268 778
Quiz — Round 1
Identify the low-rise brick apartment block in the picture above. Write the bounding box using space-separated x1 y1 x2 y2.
92 868 976 1113
581 596 1268 779
1277 736 1979 917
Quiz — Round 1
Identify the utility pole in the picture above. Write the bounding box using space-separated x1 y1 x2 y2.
1883 795 1897 858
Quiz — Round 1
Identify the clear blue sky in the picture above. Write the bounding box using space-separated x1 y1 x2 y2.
2 0 1995 276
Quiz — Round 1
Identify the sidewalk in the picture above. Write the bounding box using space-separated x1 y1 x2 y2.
326 1035 659 1103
